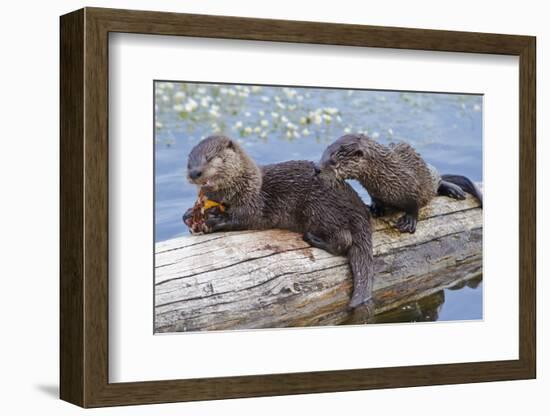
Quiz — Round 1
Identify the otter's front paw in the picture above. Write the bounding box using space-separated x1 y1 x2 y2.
395 213 417 234
204 211 235 232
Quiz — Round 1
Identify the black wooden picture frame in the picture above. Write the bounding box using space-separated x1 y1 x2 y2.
60 7 536 408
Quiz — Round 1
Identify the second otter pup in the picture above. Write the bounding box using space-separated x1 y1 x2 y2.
320 134 483 233
185 135 374 311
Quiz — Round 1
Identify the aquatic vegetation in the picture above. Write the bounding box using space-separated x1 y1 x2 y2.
155 82 482 152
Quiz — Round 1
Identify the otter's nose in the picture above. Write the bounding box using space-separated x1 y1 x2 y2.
189 169 202 180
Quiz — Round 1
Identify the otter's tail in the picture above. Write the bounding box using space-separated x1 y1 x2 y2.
348 223 374 313
440 174 483 207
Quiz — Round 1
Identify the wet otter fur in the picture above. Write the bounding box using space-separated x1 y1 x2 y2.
184 135 375 312
320 134 483 233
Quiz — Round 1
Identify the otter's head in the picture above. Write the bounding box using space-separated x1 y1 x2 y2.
187 135 245 190
320 134 368 180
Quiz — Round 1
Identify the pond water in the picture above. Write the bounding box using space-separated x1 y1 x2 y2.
154 81 483 323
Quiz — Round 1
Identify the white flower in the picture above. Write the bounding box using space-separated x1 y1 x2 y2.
387 128 394 136
260 131 268 138
251 86 262 93
302 128 310 136
234 121 243 129
244 126 252 135
372 131 380 139
284 88 297 98
473 104 481 112
174 91 186 100
155 121 163 128
260 119 269 127
271 112 279 119
259 110 265 116
184 99 198 112
173 104 184 112
313 114 322 125
245 112 251 117
344 127 352 134
323 114 332 123
254 126 261 133
299 117 307 125
164 82 174 90
261 96 270 102
200 97 210 107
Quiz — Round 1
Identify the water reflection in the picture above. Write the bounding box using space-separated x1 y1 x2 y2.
374 276 483 324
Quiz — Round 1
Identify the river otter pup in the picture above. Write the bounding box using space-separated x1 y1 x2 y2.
320 134 483 233
184 135 374 311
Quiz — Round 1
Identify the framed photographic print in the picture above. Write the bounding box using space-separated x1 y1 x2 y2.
60 7 536 408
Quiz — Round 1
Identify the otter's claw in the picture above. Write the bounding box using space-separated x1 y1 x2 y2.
396 213 417 234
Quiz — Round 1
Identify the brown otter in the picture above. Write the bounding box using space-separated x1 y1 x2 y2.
319 134 483 233
183 135 374 312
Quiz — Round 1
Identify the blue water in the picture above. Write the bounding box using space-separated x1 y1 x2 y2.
154 81 483 323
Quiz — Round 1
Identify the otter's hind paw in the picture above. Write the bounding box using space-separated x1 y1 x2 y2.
395 213 417 234
303 232 326 249
438 181 466 200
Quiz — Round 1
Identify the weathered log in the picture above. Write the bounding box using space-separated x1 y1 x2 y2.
155 193 482 332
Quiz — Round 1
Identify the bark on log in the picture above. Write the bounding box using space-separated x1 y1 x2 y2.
155 193 482 332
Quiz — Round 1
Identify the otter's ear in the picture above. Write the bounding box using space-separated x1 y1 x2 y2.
226 139 235 150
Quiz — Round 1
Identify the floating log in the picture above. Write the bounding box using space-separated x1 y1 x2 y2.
155 193 482 332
